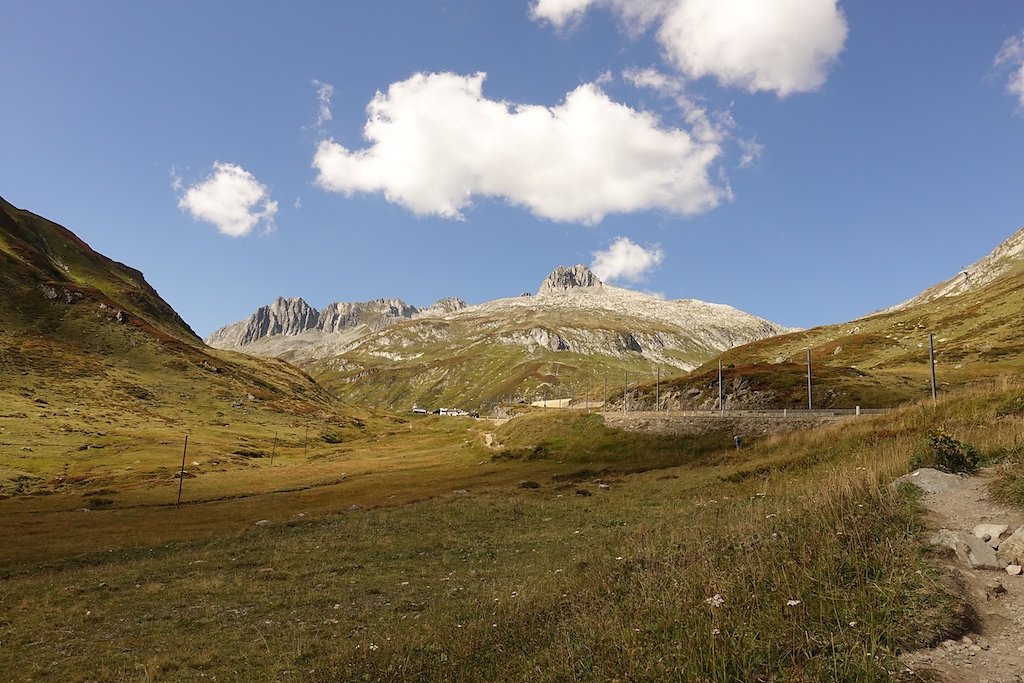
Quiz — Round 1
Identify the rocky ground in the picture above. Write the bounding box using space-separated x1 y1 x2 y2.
898 468 1024 682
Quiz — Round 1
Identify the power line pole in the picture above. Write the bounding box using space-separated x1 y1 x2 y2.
929 333 937 402
806 349 813 410
176 435 188 507
718 359 724 416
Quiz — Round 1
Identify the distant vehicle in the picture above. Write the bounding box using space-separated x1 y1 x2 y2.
411 407 427 414
469 411 480 418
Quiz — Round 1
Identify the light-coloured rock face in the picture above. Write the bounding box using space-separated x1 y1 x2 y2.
205 266 792 375
886 225 1024 312
537 264 602 295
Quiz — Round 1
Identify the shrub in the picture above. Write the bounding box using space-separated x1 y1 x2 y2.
910 429 980 474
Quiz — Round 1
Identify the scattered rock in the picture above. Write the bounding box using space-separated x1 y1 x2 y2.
254 519 272 527
347 504 363 511
598 483 611 490
1006 565 1022 576
452 489 469 495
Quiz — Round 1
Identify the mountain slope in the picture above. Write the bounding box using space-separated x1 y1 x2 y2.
0 197 347 498
624 225 1024 410
306 266 791 410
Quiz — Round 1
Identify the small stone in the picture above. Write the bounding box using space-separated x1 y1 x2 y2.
598 483 610 490
984 578 1007 598
254 519 272 526
1006 564 1022 576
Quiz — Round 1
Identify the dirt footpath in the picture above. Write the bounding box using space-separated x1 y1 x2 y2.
901 469 1024 682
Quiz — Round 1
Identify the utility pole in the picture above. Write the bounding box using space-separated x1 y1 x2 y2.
176 435 188 507
929 333 937 402
718 359 724 416
806 349 813 410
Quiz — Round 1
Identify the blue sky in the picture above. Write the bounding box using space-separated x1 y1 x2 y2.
3 1 1024 337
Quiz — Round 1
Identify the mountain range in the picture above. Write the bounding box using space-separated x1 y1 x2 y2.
207 264 792 410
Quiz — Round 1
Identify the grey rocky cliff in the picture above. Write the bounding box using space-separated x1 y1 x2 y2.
537 265 602 295
418 297 468 317
206 297 318 347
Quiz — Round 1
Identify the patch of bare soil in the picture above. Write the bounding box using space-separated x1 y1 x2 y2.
901 469 1024 682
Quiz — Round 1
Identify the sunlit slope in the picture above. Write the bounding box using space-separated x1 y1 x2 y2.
631 237 1024 409
0 197 345 496
310 284 788 411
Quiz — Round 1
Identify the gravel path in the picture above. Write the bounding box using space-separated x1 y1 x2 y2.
901 469 1024 682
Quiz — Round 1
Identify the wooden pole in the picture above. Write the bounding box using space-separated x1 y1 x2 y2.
719 359 724 416
656 366 660 412
176 435 188 507
929 333 937 402
807 349 813 410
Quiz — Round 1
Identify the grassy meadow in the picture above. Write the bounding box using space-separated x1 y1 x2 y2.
3 379 1024 681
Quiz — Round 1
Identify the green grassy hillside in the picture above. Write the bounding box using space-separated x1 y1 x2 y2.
622 263 1024 410
0 197 354 499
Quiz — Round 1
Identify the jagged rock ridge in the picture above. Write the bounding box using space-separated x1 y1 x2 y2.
206 297 467 349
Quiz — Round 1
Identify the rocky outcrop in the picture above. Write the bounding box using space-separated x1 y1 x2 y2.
537 265 602 295
207 297 319 347
207 297 426 348
418 297 467 316
887 225 1024 312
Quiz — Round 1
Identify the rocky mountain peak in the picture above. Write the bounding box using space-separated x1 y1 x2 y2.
537 265 603 295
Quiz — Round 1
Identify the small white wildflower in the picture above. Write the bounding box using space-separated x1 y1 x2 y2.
369 644 379 651
849 621 857 627
766 514 777 519
786 599 801 607
712 628 721 635
615 556 624 561
705 594 725 607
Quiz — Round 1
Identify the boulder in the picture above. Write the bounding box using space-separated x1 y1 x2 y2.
929 529 1003 570
891 468 970 494
972 523 1009 549
997 526 1024 565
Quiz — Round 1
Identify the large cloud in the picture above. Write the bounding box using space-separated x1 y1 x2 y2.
995 31 1024 109
176 162 278 237
312 72 725 223
591 236 665 282
533 0 848 96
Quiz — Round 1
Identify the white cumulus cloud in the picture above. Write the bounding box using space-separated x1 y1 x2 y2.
995 31 1024 109
176 162 278 237
534 0 848 97
591 236 665 282
312 71 726 223
313 79 334 126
